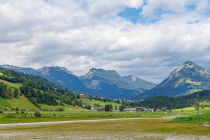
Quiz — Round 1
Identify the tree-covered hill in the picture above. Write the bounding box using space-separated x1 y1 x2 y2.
0 68 82 109
131 90 210 109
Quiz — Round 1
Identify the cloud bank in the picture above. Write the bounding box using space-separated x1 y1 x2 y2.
0 0 210 83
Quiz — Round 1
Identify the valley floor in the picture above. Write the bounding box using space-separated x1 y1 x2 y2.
0 119 210 140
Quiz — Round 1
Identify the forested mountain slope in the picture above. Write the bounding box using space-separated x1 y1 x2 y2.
0 68 82 110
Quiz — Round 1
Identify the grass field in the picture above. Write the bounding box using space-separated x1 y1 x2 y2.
173 109 210 124
39 104 86 112
0 109 191 124
0 97 88 112
0 112 144 124
0 100 209 139
82 99 121 108
0 105 209 124
0 119 209 140
0 96 38 111
0 107 204 124
0 79 21 89
170 106 210 124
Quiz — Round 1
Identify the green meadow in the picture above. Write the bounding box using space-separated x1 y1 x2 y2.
0 106 209 124
82 99 121 107
0 96 38 111
0 79 21 89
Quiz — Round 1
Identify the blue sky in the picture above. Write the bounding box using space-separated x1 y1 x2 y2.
0 0 210 83
118 0 210 24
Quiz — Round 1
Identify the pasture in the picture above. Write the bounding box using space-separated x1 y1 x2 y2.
82 99 121 107
0 119 209 140
0 106 209 124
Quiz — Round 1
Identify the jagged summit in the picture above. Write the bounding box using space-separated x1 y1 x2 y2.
38 66 73 75
84 68 121 79
183 61 195 65
168 61 209 81
81 68 156 96
143 61 210 98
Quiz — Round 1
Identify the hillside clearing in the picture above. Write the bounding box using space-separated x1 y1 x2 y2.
0 79 21 89
0 96 38 111
82 99 120 107
39 104 86 112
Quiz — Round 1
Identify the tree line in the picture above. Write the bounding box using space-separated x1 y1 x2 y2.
126 90 210 110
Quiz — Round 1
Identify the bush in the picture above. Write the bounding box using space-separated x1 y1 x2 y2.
85 104 91 110
21 110 26 114
56 108 64 112
105 104 113 112
5 114 16 118
34 111 42 118
119 104 126 112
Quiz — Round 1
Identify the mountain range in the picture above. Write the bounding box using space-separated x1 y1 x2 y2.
2 61 210 99
139 61 210 99
0 65 155 99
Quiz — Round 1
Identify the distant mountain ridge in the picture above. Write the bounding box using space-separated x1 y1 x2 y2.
2 61 210 99
80 68 155 98
0 65 155 99
81 68 155 92
141 61 210 99
1 65 38 75
37 66 88 93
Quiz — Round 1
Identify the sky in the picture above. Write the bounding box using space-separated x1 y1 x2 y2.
0 0 210 83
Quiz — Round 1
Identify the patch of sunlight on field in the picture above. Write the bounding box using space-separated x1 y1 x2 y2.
82 99 121 107
173 107 195 112
39 104 87 112
173 106 210 113
0 79 22 89
171 107 210 118
0 96 38 111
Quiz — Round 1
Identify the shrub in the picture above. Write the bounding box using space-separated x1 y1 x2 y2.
56 108 64 112
105 104 113 112
4 107 10 111
21 110 26 114
34 111 42 118
5 114 16 118
119 104 126 112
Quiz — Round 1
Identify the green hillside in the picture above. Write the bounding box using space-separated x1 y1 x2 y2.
0 68 123 113
39 104 86 112
0 77 85 111
0 68 85 112
0 96 38 111
132 90 210 110
0 79 21 89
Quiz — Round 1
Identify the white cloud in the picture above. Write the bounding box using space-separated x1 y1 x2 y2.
141 0 187 16
123 0 144 8
0 0 210 83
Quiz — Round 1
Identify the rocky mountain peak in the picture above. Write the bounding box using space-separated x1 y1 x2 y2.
169 61 209 80
38 66 73 75
84 68 121 79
